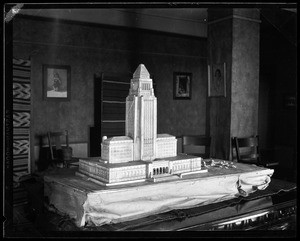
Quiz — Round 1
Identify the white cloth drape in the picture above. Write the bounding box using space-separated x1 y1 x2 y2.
44 162 274 227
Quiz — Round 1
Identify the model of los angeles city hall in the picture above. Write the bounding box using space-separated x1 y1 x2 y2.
76 64 205 186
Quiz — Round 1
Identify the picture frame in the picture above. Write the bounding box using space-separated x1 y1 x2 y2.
43 64 71 101
283 93 296 109
208 63 226 97
173 72 192 99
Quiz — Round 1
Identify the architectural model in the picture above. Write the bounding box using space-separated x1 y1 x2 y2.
76 64 205 186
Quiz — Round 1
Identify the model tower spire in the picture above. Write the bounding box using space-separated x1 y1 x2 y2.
129 64 155 97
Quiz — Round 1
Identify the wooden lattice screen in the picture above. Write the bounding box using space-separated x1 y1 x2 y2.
99 73 131 137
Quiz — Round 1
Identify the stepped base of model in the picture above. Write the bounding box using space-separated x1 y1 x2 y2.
76 154 203 186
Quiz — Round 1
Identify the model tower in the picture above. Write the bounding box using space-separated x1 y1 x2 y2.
126 64 157 161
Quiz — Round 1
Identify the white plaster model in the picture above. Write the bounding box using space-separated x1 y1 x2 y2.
77 64 205 186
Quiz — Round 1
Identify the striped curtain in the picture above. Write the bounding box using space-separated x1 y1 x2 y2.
13 58 31 179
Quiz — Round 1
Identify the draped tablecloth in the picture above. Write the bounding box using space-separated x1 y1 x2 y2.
43 160 274 227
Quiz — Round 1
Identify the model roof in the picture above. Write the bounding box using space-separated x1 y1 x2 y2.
133 64 150 79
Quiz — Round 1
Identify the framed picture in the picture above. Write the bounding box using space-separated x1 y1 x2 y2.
283 93 296 109
43 64 71 100
208 63 226 97
173 72 192 99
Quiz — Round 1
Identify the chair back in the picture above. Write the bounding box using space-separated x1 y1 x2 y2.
232 136 260 164
182 135 211 158
47 130 70 161
231 137 238 162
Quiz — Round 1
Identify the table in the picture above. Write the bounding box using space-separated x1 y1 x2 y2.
43 160 275 227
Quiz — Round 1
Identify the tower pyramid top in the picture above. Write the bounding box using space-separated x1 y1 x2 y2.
133 64 150 79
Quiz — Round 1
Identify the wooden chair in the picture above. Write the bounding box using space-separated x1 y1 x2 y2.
47 130 73 168
181 135 211 159
231 137 238 162
232 136 279 167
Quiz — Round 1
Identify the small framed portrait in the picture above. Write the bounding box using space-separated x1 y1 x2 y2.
208 63 226 97
43 65 71 101
283 93 296 109
173 72 192 99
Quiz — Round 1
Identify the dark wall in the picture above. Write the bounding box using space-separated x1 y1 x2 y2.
231 12 260 138
13 15 208 161
259 12 297 176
